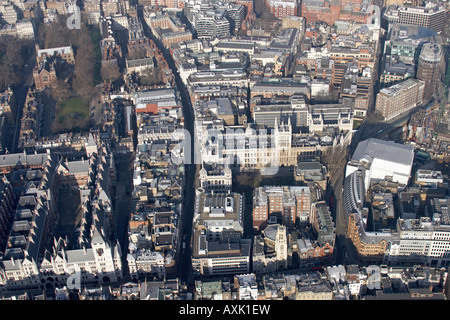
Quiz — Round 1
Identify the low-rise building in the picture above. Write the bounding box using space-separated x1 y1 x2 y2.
56 158 92 189
415 170 443 189
133 88 182 116
126 57 154 76
294 161 328 189
346 138 415 188
192 189 251 276
15 19 36 39
199 163 232 192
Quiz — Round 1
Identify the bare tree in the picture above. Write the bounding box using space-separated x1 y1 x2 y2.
321 145 348 178
366 111 384 124
235 172 262 189
139 66 162 86
52 79 71 102
0 39 30 89
73 32 96 99
101 60 121 84
128 47 149 60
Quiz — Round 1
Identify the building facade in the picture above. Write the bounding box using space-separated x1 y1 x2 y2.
252 224 288 273
416 43 444 102
386 218 450 268
375 78 425 121
265 0 298 19
383 2 446 33
252 186 311 230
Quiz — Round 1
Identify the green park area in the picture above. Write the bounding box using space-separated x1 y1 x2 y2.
52 97 90 133
57 97 89 123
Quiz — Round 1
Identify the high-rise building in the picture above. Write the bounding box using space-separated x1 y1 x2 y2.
0 4 19 24
193 11 230 39
416 42 444 101
184 0 247 39
383 2 446 33
375 78 425 121
384 23 441 66
225 3 245 33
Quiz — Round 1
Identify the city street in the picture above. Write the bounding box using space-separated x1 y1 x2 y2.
138 8 196 285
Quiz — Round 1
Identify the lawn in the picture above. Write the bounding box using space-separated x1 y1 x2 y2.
353 119 363 130
52 97 89 133
57 97 89 123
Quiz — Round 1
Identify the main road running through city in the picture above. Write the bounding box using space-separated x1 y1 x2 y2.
138 8 196 285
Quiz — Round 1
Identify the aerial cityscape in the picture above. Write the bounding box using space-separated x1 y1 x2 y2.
0 0 448 303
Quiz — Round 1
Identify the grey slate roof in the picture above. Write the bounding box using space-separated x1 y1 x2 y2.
351 138 414 166
0 152 49 168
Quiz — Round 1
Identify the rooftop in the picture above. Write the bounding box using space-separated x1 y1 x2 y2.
351 138 414 167
379 78 424 97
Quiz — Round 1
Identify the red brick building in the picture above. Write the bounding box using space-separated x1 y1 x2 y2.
33 59 57 91
161 31 193 48
265 0 298 19
252 186 311 230
301 0 371 26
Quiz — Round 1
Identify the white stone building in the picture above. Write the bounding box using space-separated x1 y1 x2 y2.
346 138 414 188
386 217 450 268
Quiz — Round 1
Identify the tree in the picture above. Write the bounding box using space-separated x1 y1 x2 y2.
321 145 348 178
234 172 262 189
128 47 148 60
0 63 20 89
38 15 101 101
313 88 339 103
52 79 71 102
38 15 76 48
0 38 33 90
139 66 162 86
73 32 96 99
366 111 384 124
101 60 121 84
